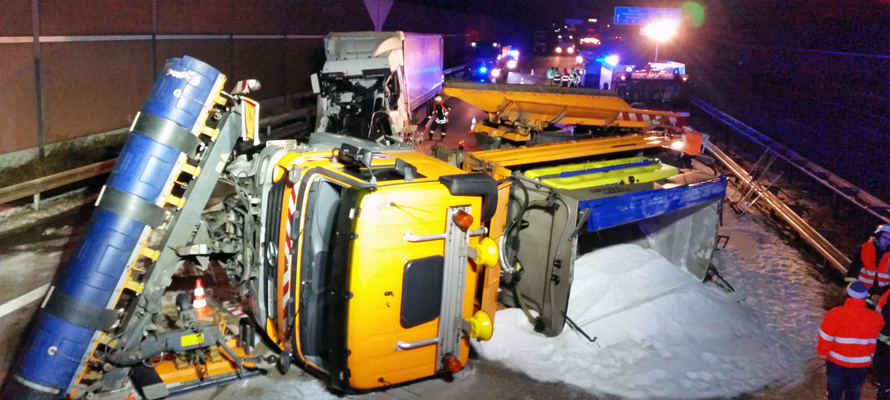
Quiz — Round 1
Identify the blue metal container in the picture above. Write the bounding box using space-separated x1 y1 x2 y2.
11 56 222 397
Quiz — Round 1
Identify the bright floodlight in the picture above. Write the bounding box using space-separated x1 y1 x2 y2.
642 20 678 42
604 55 619 66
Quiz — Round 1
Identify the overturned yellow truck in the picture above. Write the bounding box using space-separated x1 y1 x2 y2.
3 57 725 400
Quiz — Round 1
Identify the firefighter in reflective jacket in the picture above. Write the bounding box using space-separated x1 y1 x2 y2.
429 95 450 140
873 290 890 400
818 281 884 400
847 224 890 304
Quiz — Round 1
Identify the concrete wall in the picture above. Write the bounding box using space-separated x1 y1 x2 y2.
0 0 502 162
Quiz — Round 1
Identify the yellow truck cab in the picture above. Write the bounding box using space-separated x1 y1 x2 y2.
254 144 501 390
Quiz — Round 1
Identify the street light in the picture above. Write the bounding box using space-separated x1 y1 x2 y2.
641 20 678 62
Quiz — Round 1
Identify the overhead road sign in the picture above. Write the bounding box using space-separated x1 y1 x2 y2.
614 7 681 26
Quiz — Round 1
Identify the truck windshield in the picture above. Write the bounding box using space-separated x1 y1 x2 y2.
299 179 349 372
472 45 499 59
618 80 689 110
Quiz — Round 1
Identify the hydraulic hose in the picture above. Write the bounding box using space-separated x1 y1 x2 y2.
498 176 529 281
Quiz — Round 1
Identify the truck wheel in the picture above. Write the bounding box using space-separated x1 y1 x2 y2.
278 349 292 374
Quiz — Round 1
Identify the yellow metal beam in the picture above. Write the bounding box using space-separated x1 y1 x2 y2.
445 82 678 143
445 82 680 121
463 135 677 180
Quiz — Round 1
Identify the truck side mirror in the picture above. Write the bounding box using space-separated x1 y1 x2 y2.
310 73 321 95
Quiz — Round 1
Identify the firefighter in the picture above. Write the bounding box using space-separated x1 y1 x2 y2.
551 67 561 86
547 67 556 85
818 281 885 400
429 95 450 141
847 224 890 305
874 290 890 400
561 68 570 87
570 68 580 87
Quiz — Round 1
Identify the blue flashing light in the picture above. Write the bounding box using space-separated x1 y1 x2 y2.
594 56 605 62
479 66 488 73
604 55 619 66
509 50 519 57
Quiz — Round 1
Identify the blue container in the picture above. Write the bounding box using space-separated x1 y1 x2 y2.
12 56 222 395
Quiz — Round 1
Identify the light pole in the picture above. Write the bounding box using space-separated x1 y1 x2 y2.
641 20 678 62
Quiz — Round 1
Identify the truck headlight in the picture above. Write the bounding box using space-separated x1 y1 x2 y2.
506 59 517 69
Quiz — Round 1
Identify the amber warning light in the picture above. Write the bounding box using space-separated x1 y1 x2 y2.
453 210 474 230
241 97 260 145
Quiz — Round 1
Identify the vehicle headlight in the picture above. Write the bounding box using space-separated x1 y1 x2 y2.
555 47 563 53
506 59 517 69
575 55 583 64
567 47 575 54
490 68 502 77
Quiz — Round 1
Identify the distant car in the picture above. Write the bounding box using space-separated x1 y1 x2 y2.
554 42 576 55
467 59 497 82
466 41 515 83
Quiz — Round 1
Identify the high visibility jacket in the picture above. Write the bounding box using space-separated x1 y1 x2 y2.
432 102 449 124
856 239 890 290
817 298 884 368
876 291 890 345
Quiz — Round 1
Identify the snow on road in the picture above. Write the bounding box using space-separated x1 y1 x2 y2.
475 209 827 399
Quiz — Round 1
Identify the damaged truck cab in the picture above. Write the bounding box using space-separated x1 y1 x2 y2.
252 144 501 390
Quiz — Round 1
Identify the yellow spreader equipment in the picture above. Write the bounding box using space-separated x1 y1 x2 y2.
443 81 683 149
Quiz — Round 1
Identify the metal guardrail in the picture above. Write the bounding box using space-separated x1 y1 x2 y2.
0 159 117 207
0 106 315 209
705 141 850 273
443 64 467 76
693 97 890 224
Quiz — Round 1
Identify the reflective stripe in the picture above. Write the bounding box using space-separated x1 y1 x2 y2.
879 334 890 344
819 354 829 360
859 277 873 284
861 270 877 277
821 329 878 344
829 351 873 364
834 337 877 345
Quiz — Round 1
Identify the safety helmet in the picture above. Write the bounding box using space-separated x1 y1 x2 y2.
434 95 443 102
876 224 890 236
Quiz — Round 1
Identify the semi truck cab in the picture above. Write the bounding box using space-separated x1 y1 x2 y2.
251 144 501 390
312 32 443 144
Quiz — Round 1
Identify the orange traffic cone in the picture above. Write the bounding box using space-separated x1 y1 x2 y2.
193 279 213 319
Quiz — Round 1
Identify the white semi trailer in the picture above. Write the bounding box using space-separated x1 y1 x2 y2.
311 31 444 144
